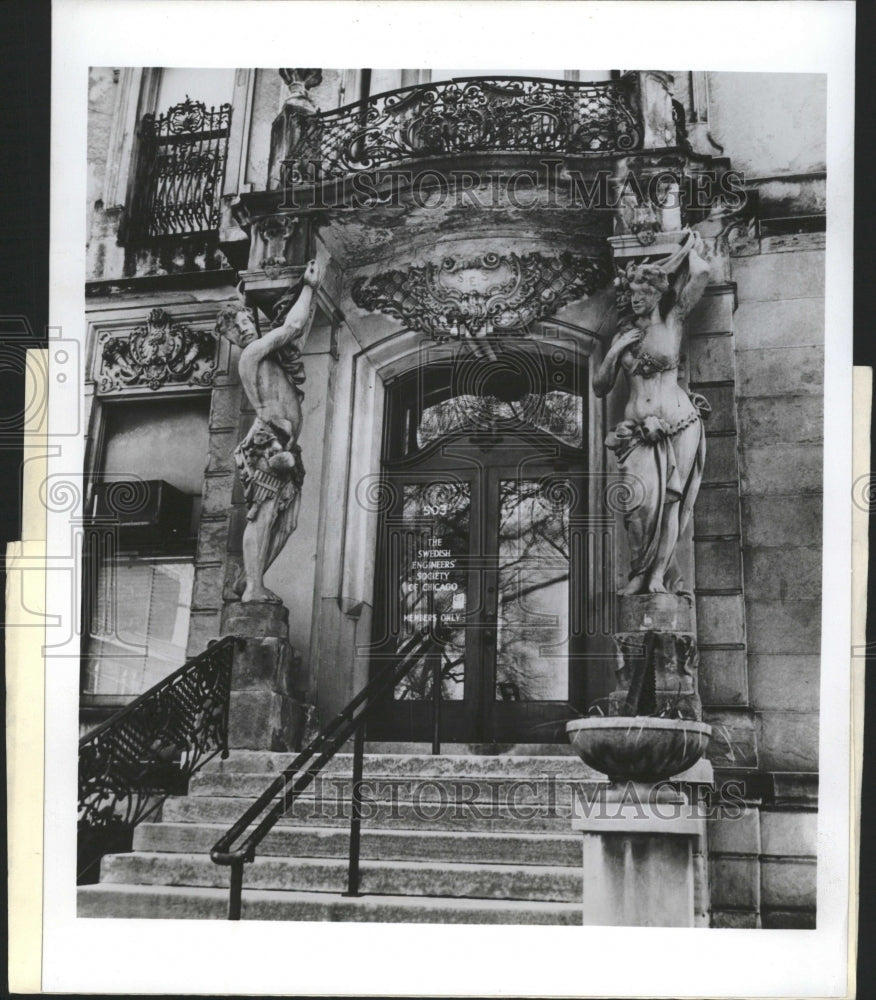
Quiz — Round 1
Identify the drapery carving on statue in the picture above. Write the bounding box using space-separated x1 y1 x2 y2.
351 252 612 340
594 229 711 596
215 259 322 603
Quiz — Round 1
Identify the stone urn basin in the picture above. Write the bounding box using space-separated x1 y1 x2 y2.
565 717 711 782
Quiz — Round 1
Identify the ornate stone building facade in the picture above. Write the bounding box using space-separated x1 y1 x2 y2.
79 68 825 928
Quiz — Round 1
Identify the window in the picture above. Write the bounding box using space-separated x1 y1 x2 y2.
126 69 235 243
82 396 210 702
84 556 195 698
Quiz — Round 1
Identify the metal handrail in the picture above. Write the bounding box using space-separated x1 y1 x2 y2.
78 635 236 747
210 630 442 919
77 635 237 883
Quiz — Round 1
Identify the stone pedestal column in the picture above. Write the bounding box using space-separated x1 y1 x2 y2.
268 98 316 191
634 70 678 150
221 602 307 752
573 782 706 927
609 593 702 721
567 592 713 925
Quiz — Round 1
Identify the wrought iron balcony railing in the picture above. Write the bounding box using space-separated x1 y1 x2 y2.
77 635 236 883
285 76 641 185
126 97 232 243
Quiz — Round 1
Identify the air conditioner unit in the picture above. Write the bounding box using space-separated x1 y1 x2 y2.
90 480 194 543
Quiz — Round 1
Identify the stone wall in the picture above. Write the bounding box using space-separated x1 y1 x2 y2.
707 73 826 177
735 249 823 771
702 246 823 928
86 68 125 282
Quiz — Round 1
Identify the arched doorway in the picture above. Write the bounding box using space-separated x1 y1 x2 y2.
367 343 612 744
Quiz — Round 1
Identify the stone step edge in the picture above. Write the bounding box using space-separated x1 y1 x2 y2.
207 752 586 768
185 783 599 802
78 882 583 917
192 772 603 786
105 850 581 879
160 802 576 823
138 821 580 843
133 822 582 865
167 793 580 806
162 795 572 820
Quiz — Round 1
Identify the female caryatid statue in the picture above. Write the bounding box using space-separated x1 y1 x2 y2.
594 230 711 596
215 259 322 603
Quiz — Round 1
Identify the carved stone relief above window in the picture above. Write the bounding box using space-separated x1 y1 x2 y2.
351 251 612 340
97 308 218 392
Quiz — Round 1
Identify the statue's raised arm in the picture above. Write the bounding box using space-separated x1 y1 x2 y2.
672 230 711 319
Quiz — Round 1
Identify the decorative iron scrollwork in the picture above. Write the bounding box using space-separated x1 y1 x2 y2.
287 76 641 183
77 636 236 882
128 97 232 241
352 251 612 340
98 308 218 392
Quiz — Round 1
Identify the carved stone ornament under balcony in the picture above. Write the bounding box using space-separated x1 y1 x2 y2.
98 308 218 392
351 251 613 340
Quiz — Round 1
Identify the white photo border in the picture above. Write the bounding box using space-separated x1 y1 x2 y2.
43 1 855 996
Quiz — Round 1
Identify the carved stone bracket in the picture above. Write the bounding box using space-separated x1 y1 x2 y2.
256 215 299 242
351 251 612 340
97 308 218 392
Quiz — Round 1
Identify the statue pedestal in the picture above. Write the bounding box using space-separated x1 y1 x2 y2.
268 101 314 189
221 602 308 752
569 589 714 926
617 592 693 634
609 594 702 720
572 781 706 927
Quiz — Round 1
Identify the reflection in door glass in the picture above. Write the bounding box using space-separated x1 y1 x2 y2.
393 481 469 701
496 479 570 701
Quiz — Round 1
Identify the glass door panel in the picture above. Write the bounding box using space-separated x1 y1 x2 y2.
392 481 470 702
495 478 571 702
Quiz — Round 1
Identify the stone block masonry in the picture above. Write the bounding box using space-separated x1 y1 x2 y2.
733 249 824 779
686 248 823 929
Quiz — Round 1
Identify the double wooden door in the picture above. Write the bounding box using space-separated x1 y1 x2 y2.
368 428 593 744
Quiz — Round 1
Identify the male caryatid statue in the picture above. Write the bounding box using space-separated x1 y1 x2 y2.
594 230 711 596
216 259 323 603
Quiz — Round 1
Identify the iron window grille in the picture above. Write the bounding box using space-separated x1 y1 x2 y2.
126 96 232 243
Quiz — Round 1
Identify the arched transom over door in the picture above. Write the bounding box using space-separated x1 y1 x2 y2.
368 344 613 745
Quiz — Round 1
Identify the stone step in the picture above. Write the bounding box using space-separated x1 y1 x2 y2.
188 769 602 805
161 793 574 832
77 882 582 924
203 750 595 779
100 851 582 903
133 822 582 867
364 742 578 757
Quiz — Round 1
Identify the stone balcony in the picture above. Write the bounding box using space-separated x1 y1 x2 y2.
228 72 736 331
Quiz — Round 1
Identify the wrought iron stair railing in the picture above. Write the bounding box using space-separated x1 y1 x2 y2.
210 630 443 919
285 75 641 186
77 634 237 884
